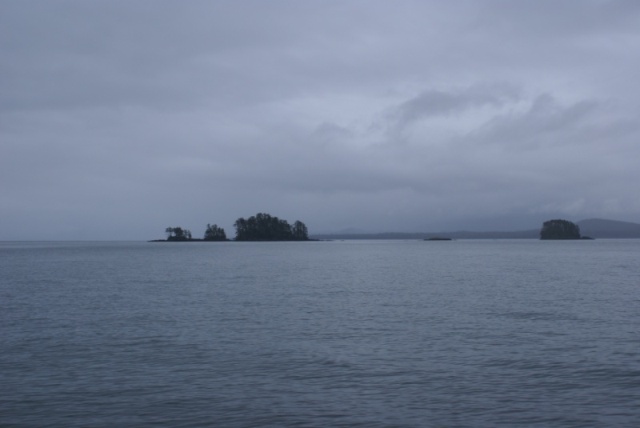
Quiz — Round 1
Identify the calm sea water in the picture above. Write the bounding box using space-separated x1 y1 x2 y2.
1 239 639 427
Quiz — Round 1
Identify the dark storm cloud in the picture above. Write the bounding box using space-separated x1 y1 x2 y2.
2 0 640 239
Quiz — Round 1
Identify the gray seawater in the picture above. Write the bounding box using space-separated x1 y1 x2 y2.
1 239 639 427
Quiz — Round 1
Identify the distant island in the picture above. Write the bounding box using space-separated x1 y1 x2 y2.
234 213 309 241
151 213 310 242
152 216 640 242
540 219 582 240
310 218 640 240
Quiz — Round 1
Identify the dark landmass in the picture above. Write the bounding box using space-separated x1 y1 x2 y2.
540 219 582 240
234 213 309 241
204 224 227 241
152 213 310 242
311 218 640 240
152 217 640 242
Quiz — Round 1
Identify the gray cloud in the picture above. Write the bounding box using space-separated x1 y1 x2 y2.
392 84 520 124
2 0 640 239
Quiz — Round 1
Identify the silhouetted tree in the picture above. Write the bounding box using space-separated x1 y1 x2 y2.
292 220 309 240
166 226 192 241
540 219 581 240
204 224 227 241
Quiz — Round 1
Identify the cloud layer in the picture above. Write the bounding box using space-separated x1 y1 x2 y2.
2 1 640 239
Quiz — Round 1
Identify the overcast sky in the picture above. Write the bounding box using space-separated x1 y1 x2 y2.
2 0 640 240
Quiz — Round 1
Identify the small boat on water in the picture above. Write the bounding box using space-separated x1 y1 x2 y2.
424 237 452 241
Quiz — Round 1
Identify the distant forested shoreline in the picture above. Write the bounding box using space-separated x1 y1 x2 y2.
151 213 310 242
312 218 640 240
151 216 640 242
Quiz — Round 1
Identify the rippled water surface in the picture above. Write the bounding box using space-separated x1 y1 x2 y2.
1 240 640 427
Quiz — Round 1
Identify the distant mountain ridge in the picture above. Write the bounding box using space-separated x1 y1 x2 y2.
577 218 640 238
311 218 640 240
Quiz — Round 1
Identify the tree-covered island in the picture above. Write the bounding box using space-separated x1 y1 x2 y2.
151 213 309 242
204 224 227 241
234 213 308 241
165 227 192 241
540 219 593 240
